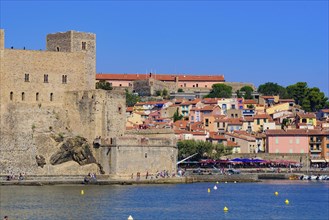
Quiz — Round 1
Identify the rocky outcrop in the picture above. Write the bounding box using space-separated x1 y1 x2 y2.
50 136 96 166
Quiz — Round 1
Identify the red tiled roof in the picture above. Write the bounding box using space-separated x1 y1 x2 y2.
265 129 329 136
202 98 220 104
214 115 228 122
226 140 239 147
173 120 188 129
254 114 271 119
243 99 257 104
227 118 243 125
242 116 254 122
191 131 207 135
225 132 256 141
174 129 191 134
190 122 204 131
126 107 134 112
191 105 217 111
96 73 225 82
321 109 329 113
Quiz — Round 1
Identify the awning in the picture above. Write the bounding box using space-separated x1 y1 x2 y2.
326 159 329 163
310 159 326 163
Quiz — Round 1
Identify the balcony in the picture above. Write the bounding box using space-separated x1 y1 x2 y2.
310 148 322 153
309 139 321 144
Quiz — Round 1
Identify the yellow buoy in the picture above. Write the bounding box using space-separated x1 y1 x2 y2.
275 192 279 196
216 181 219 184
208 188 211 193
224 206 229 212
285 199 289 205
81 189 84 195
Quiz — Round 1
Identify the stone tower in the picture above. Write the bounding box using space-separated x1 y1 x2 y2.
46 31 96 90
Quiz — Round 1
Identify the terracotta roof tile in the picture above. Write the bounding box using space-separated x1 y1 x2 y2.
126 107 134 112
265 129 329 136
96 73 225 82
243 99 257 104
254 114 271 119
226 140 239 147
227 118 243 125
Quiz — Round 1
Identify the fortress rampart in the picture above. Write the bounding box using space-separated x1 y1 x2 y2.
0 29 177 177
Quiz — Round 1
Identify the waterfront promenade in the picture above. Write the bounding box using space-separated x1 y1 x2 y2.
1 168 328 186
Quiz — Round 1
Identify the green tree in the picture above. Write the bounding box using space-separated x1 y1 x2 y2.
162 89 168 98
155 90 162 96
257 82 288 97
286 82 328 112
177 140 232 161
125 89 141 107
96 80 112 90
286 82 308 106
205 83 232 98
173 108 183 122
240 86 254 99
236 90 242 98
178 88 184 93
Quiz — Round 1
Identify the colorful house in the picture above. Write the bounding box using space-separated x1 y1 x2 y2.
295 112 317 128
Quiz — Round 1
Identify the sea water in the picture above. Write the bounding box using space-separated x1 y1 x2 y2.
0 180 328 220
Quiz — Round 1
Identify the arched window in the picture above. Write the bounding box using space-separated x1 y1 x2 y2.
36 92 39 101
10 92 13 101
22 92 25 101
50 93 53 101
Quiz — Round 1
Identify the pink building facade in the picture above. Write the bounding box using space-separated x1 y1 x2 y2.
265 130 310 154
266 135 309 154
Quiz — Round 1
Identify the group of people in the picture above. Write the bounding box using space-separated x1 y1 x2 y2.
6 172 25 181
131 170 175 180
83 173 97 184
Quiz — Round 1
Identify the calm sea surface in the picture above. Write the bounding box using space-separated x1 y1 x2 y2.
0 180 328 220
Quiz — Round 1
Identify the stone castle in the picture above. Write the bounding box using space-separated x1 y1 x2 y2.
0 29 177 178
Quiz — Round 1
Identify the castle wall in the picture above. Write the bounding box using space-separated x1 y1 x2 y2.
224 82 256 91
110 134 177 178
1 49 88 104
0 29 177 178
133 78 177 96
0 102 99 175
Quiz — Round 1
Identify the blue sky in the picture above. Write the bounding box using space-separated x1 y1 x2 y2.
1 1 328 96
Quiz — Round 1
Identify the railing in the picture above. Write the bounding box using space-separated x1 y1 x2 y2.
310 148 322 153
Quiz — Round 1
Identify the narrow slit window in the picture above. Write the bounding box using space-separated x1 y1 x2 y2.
24 74 29 82
22 92 25 101
62 75 67 84
10 92 13 101
36 92 39 101
56 47 60 52
82 42 86 50
50 93 53 101
44 74 49 83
